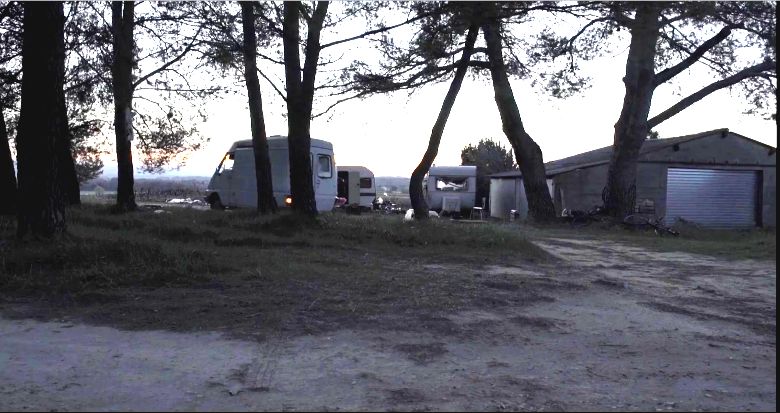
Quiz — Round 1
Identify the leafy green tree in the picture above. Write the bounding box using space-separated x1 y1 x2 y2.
461 138 517 207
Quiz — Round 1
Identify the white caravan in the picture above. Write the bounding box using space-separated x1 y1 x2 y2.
337 165 376 210
206 136 337 212
425 165 477 215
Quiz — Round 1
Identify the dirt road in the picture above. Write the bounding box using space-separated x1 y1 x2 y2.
1 238 775 411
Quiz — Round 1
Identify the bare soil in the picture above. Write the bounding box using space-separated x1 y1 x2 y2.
1 236 775 411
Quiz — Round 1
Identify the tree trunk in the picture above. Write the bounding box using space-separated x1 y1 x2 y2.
111 1 136 212
15 2 68 237
240 1 276 214
0 108 17 215
604 4 661 219
282 1 327 217
60 108 80 205
409 25 480 220
482 18 555 222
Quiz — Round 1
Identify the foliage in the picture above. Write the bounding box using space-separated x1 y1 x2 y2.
546 1 777 119
461 138 517 205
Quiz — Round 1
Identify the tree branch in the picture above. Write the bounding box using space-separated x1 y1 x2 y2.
320 12 431 50
654 25 732 86
132 25 204 90
648 59 775 129
256 67 287 102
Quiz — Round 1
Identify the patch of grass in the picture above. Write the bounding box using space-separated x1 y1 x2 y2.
523 220 776 261
0 235 216 293
0 204 553 339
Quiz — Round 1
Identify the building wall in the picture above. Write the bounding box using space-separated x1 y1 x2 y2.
490 132 776 226
552 164 609 214
553 162 775 227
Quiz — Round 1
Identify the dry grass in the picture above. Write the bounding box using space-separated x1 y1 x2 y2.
0 205 552 339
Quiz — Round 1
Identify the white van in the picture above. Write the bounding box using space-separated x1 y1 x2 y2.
206 136 337 212
337 165 376 210
425 165 477 215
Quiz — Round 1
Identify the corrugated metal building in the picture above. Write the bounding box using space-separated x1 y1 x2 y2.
489 129 776 228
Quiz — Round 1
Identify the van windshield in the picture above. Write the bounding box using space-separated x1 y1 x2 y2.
435 176 468 191
217 152 234 174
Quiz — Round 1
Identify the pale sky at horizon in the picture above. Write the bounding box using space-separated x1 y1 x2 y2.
99 4 777 179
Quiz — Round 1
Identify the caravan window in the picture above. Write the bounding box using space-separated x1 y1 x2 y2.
217 152 234 174
360 178 372 188
317 154 332 178
435 176 468 191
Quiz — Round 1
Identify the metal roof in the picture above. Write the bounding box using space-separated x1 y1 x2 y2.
230 135 333 151
429 165 477 177
489 128 772 179
337 165 374 176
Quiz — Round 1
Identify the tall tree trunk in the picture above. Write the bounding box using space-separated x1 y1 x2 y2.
240 1 276 215
0 108 17 215
282 1 328 217
604 4 661 219
60 112 80 206
111 1 136 212
16 2 68 237
409 24 480 220
482 18 555 222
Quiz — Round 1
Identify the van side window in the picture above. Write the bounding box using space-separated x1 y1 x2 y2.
360 178 372 188
435 176 468 191
217 152 235 174
317 154 332 178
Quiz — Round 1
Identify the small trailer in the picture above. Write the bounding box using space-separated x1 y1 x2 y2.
205 136 337 212
425 165 477 216
336 165 376 210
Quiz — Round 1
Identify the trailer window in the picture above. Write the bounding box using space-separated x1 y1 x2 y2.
317 154 332 178
360 177 372 188
435 176 468 191
217 152 234 174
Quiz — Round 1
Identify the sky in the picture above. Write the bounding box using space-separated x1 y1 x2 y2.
103 5 778 179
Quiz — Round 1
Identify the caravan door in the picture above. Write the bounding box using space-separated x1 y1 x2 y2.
313 151 336 211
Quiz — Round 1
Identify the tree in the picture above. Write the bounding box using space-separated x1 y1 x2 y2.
232 2 427 216
557 2 776 218
110 1 137 211
15 2 69 237
342 2 562 221
407 20 479 220
2 2 109 209
461 138 516 206
240 1 275 214
281 1 328 216
0 106 14 215
480 5 556 222
67 2 214 212
0 1 22 215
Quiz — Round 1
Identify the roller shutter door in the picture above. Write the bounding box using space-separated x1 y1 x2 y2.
666 168 758 228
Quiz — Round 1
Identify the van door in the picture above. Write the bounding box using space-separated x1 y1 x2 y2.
214 152 236 206
313 152 336 211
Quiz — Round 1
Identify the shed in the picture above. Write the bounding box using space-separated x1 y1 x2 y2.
489 129 776 228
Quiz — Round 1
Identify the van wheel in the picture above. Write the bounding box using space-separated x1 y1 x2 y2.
207 193 224 210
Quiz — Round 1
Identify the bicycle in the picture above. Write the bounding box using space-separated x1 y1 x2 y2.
562 205 609 227
622 214 680 236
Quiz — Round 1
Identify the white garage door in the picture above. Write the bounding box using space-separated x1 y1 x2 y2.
666 168 758 228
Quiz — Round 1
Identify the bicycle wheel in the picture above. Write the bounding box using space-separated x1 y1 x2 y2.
622 214 648 228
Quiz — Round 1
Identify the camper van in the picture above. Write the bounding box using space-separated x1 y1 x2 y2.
205 136 337 212
425 165 477 216
337 166 376 210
